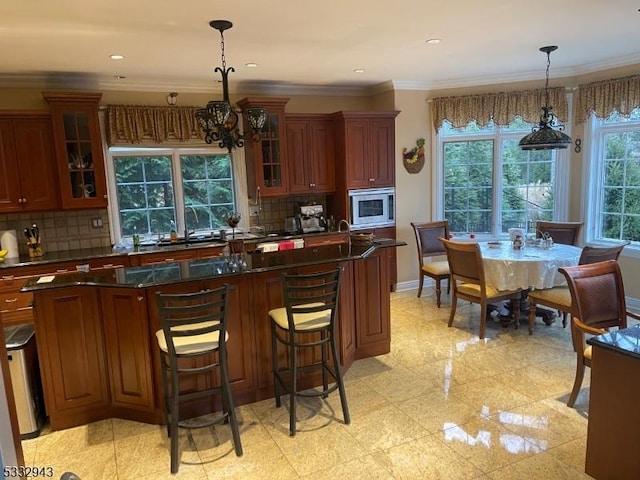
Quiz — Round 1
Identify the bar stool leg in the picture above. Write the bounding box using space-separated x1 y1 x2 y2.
271 322 282 408
330 332 350 425
220 352 243 456
321 330 328 397
289 332 297 437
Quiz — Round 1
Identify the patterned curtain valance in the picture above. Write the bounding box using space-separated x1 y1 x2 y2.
431 87 568 132
575 75 640 123
105 105 205 145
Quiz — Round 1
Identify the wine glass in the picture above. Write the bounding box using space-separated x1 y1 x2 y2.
224 212 241 239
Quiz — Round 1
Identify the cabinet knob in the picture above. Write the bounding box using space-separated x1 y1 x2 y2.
23 198 27 203
104 195 108 199
137 296 144 302
17 198 22 204
4 298 18 303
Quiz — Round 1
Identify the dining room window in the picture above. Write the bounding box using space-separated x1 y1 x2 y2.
586 107 640 243
106 147 239 242
438 118 566 236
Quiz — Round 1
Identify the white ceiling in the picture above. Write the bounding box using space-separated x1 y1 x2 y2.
2 1 640 95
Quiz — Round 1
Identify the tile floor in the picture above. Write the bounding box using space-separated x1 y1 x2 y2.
22 289 608 479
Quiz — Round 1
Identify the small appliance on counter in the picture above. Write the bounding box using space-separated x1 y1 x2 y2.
284 216 299 234
296 204 326 233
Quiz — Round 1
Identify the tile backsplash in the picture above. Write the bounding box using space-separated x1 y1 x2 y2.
248 194 327 233
0 209 111 255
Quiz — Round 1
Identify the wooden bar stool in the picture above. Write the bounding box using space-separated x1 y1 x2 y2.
155 286 242 474
269 268 350 436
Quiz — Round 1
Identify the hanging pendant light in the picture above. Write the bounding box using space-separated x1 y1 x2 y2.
519 46 572 151
196 20 267 153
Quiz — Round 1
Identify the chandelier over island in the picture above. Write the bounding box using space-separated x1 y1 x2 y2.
196 20 267 153
519 45 572 151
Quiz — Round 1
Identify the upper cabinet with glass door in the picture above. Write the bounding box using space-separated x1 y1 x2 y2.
43 92 108 209
237 97 290 198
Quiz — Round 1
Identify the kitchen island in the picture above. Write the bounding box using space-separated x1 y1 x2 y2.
21 241 402 431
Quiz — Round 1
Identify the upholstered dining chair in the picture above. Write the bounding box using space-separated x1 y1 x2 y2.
558 260 640 407
411 221 450 307
440 238 522 339
527 242 629 334
535 220 583 246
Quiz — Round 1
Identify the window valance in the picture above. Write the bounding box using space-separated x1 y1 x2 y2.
575 75 640 123
431 87 568 131
105 105 204 145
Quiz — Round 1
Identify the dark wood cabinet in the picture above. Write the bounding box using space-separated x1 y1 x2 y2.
238 97 290 198
332 111 398 190
33 286 110 430
354 248 391 358
286 114 335 194
0 114 59 213
100 288 157 421
43 92 107 209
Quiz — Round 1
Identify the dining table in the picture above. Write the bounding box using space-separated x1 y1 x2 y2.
479 241 582 324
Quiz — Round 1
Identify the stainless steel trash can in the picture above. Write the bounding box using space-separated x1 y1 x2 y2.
4 324 45 439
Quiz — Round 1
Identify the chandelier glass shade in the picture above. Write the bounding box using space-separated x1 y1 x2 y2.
519 46 572 151
196 20 266 153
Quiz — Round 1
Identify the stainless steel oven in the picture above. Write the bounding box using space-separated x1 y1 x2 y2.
349 187 395 229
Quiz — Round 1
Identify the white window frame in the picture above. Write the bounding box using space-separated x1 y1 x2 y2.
583 110 640 258
105 146 249 244
432 95 573 240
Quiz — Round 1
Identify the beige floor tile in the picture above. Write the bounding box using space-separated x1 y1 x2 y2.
396 389 483 434
41 442 117 480
438 415 539 472
114 426 201 479
35 419 113 462
486 451 592 479
492 365 571 401
348 403 429 453
546 436 588 471
300 454 394 480
365 366 438 403
448 377 536 415
499 341 570 367
485 401 588 452
20 438 38 466
321 377 391 417
201 439 299 480
410 357 488 389
372 433 484 480
271 423 367 477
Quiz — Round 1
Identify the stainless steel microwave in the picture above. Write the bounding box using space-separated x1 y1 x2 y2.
349 187 395 229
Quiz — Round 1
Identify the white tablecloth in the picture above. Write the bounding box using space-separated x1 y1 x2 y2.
480 242 581 291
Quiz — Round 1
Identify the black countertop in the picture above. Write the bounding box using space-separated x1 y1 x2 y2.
0 231 351 269
587 324 640 360
21 241 405 292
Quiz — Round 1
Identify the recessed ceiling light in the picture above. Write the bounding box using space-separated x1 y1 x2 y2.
426 39 441 44
113 75 126 79
353 69 365 73
245 63 258 68
110 54 125 60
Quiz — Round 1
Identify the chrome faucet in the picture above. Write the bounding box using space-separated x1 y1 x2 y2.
184 205 199 241
337 219 351 234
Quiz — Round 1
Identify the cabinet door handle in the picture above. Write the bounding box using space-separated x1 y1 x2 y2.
2 275 14 281
4 298 18 303
104 195 108 199
103 264 113 268
17 198 23 204
56 269 69 273
22 198 27 203
137 296 144 302
164 258 174 262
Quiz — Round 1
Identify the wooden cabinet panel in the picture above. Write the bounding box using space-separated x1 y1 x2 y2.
101 288 156 415
331 111 399 191
304 233 348 247
239 97 290 198
286 115 335 194
198 245 225 259
0 115 59 213
43 92 107 209
354 249 390 358
33 287 110 430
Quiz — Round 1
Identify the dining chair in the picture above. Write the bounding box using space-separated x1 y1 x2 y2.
527 242 629 334
411 221 450 307
440 238 522 339
558 260 640 407
535 220 583 246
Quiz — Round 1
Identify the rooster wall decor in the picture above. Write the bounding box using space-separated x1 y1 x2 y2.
402 138 426 174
